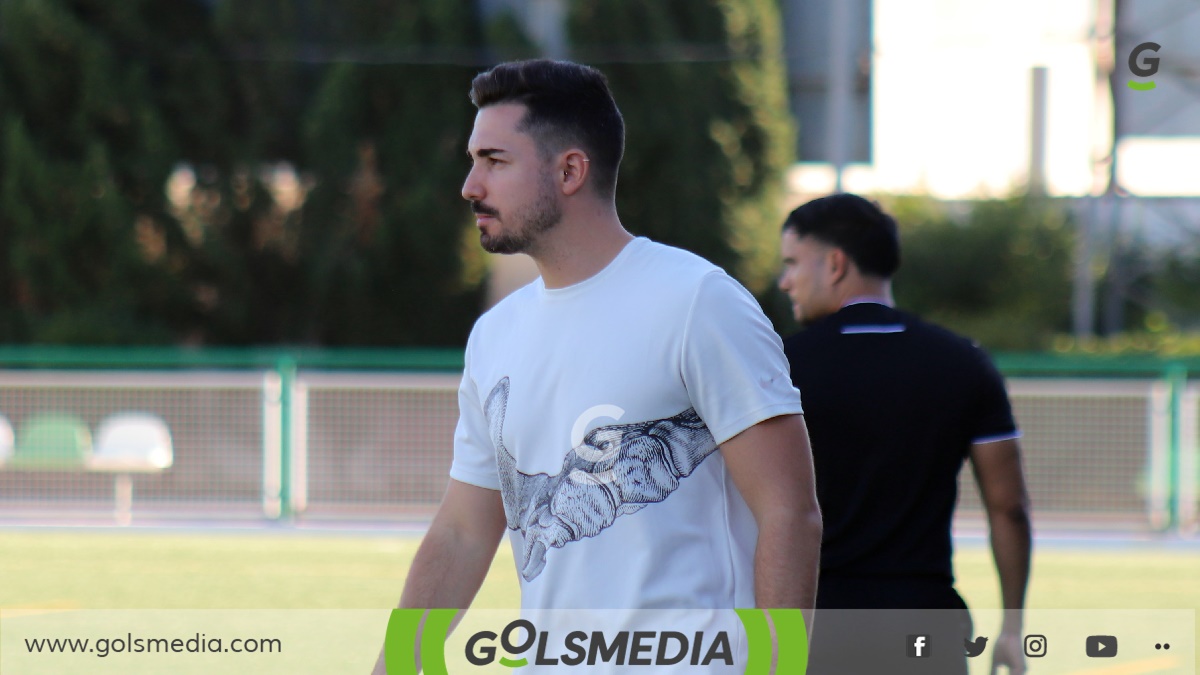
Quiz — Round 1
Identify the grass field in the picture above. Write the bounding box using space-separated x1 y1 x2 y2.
2 530 1198 612
1 529 1197 672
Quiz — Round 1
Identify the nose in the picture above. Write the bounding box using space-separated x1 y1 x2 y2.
462 164 483 202
777 269 790 292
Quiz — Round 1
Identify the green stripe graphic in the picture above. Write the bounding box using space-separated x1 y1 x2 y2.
768 609 808 674
420 609 457 675
384 609 424 675
1127 80 1156 91
735 609 772 675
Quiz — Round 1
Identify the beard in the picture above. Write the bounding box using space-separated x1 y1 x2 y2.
476 171 562 255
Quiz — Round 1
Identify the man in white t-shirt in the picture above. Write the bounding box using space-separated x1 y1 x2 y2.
373 59 820 674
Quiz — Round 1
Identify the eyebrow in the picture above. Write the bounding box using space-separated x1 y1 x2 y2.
468 148 506 159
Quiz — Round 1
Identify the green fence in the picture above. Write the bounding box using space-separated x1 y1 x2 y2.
0 348 1196 532
0 348 463 522
988 354 1198 533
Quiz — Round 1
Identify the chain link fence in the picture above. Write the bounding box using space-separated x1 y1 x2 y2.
0 349 1196 533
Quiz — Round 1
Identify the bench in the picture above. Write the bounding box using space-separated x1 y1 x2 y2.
0 412 174 524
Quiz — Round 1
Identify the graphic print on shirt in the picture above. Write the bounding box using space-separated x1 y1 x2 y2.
484 377 719 581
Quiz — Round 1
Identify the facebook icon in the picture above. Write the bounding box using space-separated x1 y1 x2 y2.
907 635 931 658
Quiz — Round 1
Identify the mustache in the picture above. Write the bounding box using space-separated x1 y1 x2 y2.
470 201 499 218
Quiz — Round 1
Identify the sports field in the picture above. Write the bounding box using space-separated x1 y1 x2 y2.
3 529 1197 611
1 529 1197 672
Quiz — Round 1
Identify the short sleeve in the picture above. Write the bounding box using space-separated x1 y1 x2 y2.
680 272 804 445
969 346 1020 444
448 335 502 490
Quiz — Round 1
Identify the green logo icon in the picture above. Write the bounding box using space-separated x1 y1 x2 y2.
384 609 807 674
385 609 457 675
737 608 808 674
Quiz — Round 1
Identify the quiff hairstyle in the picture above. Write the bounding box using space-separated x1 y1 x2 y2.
469 59 625 199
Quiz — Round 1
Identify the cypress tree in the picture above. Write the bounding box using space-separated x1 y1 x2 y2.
183 0 315 345
294 0 487 346
888 195 1074 350
0 0 239 344
567 0 795 292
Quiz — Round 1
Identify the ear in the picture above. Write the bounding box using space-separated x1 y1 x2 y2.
827 247 851 285
559 150 590 196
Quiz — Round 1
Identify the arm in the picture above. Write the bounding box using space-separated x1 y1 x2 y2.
720 413 822 613
969 438 1032 675
371 479 508 674
400 479 508 608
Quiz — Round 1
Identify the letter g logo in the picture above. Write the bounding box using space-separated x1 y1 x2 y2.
1128 42 1161 91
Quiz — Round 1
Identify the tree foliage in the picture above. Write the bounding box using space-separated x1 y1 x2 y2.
196 0 487 346
1147 251 1200 332
0 0 487 346
294 0 486 345
883 195 1075 351
0 0 237 343
567 0 795 292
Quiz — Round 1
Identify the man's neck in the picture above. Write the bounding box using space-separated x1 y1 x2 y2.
835 278 894 309
842 294 895 309
530 208 632 289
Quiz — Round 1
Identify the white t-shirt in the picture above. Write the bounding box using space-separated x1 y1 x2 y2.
450 237 803 611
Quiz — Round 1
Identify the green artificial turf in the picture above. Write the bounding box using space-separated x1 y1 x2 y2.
2 531 1198 613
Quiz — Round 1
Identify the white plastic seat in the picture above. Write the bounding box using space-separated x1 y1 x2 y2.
89 412 174 472
0 415 13 466
89 412 174 526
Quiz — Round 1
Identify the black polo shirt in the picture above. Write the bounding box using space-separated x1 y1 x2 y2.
784 302 1017 592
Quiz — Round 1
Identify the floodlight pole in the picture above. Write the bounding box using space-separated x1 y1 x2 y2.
1073 0 1120 338
1029 67 1048 196
826 0 853 193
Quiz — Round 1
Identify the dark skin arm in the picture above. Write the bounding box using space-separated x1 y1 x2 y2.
970 438 1032 675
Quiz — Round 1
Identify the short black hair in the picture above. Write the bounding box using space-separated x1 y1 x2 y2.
470 59 625 198
782 193 901 278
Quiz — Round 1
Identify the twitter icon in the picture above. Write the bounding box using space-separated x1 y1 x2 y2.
964 636 988 658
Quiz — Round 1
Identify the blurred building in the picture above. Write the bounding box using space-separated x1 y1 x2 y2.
780 0 874 186
787 0 1199 203
778 0 1200 337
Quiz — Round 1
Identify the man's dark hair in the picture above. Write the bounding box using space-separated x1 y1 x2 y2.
782 193 901 278
470 59 625 198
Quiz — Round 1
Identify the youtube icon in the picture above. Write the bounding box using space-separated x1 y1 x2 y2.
1086 635 1118 658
